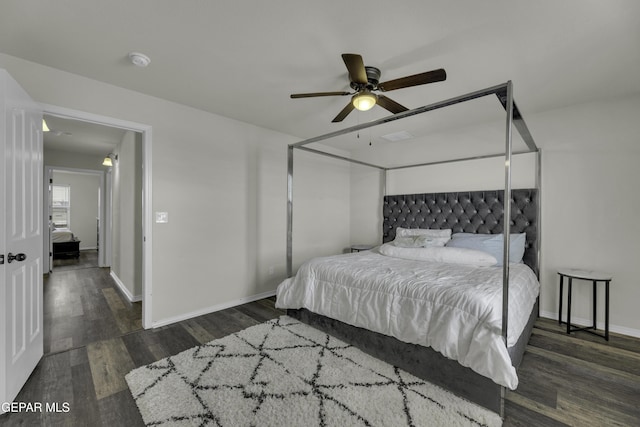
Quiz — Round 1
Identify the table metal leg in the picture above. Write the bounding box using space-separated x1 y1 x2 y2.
567 278 573 334
593 280 597 330
605 280 610 341
558 275 564 325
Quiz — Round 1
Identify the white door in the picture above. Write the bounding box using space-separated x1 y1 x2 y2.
0 70 44 412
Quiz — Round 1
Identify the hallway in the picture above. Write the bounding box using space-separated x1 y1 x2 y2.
45 254 142 355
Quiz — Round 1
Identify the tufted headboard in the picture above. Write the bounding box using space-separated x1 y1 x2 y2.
383 189 538 273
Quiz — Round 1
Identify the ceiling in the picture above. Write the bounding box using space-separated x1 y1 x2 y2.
2 1 639 155
43 114 125 157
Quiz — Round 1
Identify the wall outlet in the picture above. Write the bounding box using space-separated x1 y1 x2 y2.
268 266 275 275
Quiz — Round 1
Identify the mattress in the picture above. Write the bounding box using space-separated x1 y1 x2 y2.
275 248 540 389
52 228 75 243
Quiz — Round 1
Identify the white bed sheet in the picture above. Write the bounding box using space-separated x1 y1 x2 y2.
52 228 75 243
275 248 540 389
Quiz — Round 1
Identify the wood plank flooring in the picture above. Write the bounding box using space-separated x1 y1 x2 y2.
44 255 142 355
504 319 640 426
52 249 98 271
1 264 638 426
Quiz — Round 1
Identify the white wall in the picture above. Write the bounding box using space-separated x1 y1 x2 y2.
349 94 640 337
385 154 537 195
45 149 106 171
110 131 143 299
0 53 349 326
349 164 384 248
51 171 99 249
533 95 640 337
292 149 351 270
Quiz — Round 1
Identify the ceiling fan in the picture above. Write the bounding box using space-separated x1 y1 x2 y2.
290 53 446 122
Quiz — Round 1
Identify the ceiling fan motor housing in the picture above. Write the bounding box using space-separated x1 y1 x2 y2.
351 66 381 91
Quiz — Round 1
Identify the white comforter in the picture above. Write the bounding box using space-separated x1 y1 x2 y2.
275 248 540 389
52 228 75 243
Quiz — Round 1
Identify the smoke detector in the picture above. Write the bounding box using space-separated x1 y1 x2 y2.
128 52 151 67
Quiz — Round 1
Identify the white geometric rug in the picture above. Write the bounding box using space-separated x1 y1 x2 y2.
126 316 502 427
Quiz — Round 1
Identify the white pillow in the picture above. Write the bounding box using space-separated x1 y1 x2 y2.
393 235 431 248
379 243 497 267
446 233 526 266
393 234 448 248
395 227 451 246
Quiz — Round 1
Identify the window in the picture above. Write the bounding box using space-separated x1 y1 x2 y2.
52 184 70 228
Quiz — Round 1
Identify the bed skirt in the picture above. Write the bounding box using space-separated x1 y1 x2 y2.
287 298 538 415
53 240 81 259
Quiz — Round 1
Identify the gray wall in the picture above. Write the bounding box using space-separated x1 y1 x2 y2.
111 131 143 298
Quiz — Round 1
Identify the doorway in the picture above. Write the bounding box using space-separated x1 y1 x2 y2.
45 167 104 273
42 105 153 329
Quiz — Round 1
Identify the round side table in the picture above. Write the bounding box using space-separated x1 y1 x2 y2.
557 268 611 341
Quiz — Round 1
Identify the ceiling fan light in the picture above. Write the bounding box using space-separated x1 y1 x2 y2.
352 91 377 111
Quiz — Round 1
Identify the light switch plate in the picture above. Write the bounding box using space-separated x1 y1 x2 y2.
155 212 169 223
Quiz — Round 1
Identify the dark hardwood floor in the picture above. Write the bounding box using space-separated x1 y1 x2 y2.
45 251 142 355
504 319 640 426
1 263 638 426
52 249 99 271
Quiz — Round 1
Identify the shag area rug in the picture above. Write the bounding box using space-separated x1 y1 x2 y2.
126 316 502 427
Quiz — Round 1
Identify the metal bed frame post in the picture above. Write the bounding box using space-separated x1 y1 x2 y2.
382 169 387 218
536 148 542 280
502 81 514 345
287 146 294 278
499 81 515 418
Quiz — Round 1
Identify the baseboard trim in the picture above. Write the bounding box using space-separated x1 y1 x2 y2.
109 271 142 303
151 289 277 329
539 310 640 339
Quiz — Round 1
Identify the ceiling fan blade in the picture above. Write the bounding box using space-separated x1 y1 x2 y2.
331 102 356 122
342 53 368 85
377 95 409 114
378 68 446 92
291 91 351 98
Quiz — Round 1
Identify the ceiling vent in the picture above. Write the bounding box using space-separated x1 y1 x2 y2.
380 130 414 142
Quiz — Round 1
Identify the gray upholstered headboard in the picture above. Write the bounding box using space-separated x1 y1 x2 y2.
383 189 538 273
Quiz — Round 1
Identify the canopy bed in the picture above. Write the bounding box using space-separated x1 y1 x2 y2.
276 81 541 417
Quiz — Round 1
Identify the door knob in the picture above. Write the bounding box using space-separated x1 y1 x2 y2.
7 253 27 263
